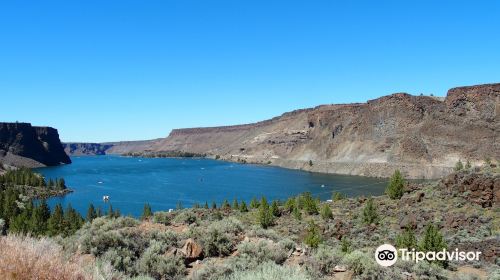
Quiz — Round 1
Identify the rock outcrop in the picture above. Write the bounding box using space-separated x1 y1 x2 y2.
440 169 499 208
0 122 71 168
149 83 500 179
64 83 499 179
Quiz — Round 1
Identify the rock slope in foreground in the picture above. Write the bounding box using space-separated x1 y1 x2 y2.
0 122 71 168
150 83 500 179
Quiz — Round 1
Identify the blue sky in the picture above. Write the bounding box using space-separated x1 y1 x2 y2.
1 0 499 142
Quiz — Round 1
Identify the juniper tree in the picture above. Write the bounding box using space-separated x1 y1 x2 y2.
258 197 273 229
454 160 464 171
47 203 65 236
332 191 346 201
271 200 280 217
320 204 333 220
141 203 153 220
386 170 405 199
222 199 231 210
362 197 378 225
204 201 209 209
395 228 417 249
249 197 260 209
211 201 217 209
232 199 239 209
304 221 321 248
239 201 248 212
293 206 302 220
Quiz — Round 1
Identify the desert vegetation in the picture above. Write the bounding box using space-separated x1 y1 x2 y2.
0 166 498 279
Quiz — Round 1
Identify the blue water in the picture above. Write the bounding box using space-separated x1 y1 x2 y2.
36 156 388 217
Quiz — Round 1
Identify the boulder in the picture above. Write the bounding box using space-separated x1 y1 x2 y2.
181 238 204 262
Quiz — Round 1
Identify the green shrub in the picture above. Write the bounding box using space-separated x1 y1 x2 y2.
454 160 464 171
342 250 382 278
235 240 288 267
201 218 243 257
172 210 197 225
292 206 302 220
250 197 260 209
239 201 248 212
152 212 171 225
258 197 274 229
332 192 346 201
395 228 417 249
340 237 352 253
141 203 153 220
299 192 319 215
320 204 333 220
362 197 378 225
284 198 296 212
419 223 447 252
271 200 280 217
135 240 186 279
386 170 405 199
304 221 322 248
222 261 311 280
310 244 343 275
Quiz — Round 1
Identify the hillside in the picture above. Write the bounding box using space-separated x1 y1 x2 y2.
0 122 71 168
65 83 500 179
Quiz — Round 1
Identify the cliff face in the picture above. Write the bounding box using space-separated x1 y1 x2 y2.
62 83 499 179
63 143 114 156
0 122 71 168
149 83 499 179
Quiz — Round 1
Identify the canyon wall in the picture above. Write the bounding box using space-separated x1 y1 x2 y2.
0 122 71 168
149 83 499 179
64 83 499 179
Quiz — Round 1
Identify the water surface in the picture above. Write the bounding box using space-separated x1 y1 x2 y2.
37 156 387 217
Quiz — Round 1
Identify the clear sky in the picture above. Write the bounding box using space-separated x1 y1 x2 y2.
1 1 499 142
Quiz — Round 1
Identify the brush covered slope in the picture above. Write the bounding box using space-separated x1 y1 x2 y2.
1 165 498 280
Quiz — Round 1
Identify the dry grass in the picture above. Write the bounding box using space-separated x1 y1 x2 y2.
0 235 92 280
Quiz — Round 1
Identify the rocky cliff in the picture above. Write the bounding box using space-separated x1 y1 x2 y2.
0 122 71 168
148 83 499 179
64 83 499 179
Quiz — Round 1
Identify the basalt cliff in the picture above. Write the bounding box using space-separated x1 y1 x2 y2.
67 83 500 179
0 122 71 168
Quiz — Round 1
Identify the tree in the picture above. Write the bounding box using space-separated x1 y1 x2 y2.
386 170 405 199
396 228 417 249
48 204 65 236
304 221 321 248
362 197 378 225
284 198 296 212
232 199 239 209
340 237 352 253
176 201 183 210
30 200 50 236
301 192 319 215
211 201 217 209
292 206 302 220
332 191 346 201
320 204 333 220
454 160 464 171
308 160 313 167
419 223 447 266
222 199 231 210
107 204 115 218
419 223 447 252
239 201 248 212
86 203 97 222
271 200 280 217
204 201 209 209
249 197 260 209
141 203 153 220
258 197 273 229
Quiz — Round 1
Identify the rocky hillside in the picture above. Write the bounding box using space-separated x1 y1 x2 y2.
147 83 499 179
0 122 71 168
65 83 499 179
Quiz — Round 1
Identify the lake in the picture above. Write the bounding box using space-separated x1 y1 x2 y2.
37 156 388 217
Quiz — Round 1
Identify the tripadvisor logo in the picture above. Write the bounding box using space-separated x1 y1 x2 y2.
375 244 482 267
